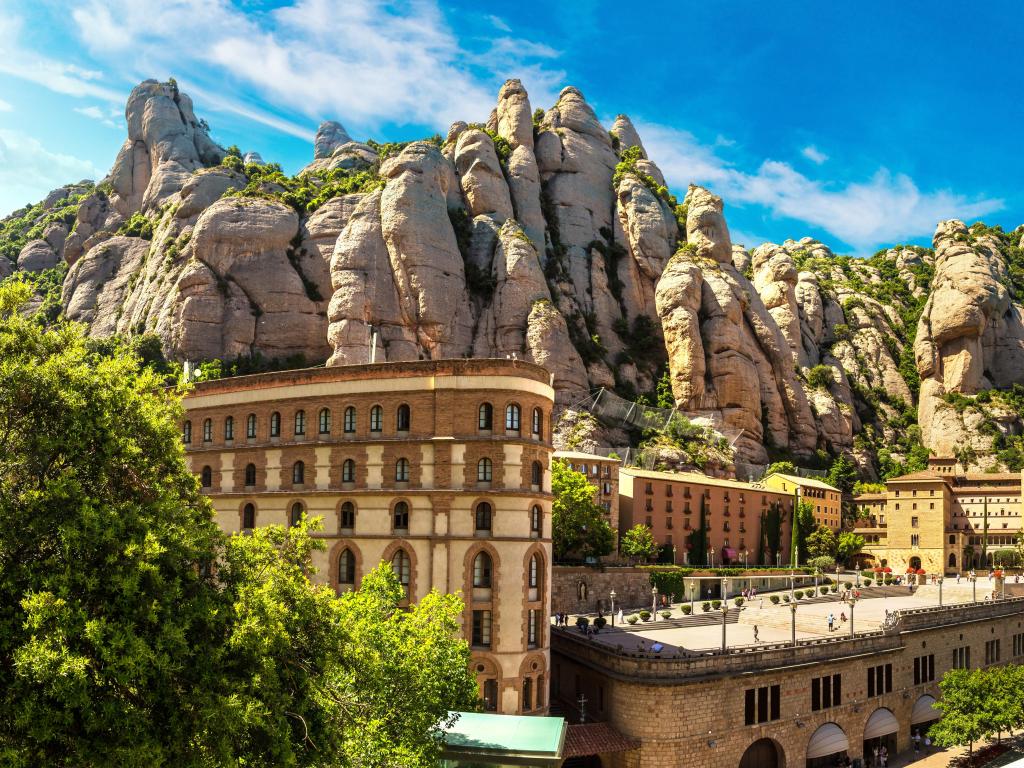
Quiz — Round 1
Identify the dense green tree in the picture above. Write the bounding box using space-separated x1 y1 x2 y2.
0 282 477 767
930 666 1024 753
836 532 866 564
620 524 659 563
793 500 817 564
806 524 838 560
551 460 614 561
766 460 798 477
825 453 859 494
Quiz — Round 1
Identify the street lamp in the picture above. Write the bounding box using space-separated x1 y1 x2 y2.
652 585 658 616
610 589 617 626
776 551 782 567
790 602 797 647
743 549 749 568
710 547 716 568
672 545 677 565
847 595 855 638
937 577 943 607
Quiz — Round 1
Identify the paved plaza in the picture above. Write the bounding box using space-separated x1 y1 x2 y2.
565 578 999 654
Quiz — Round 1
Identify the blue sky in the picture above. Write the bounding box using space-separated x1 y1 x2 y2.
1 0 1021 255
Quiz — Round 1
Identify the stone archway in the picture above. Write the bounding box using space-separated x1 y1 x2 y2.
739 737 785 768
909 556 922 571
948 552 957 569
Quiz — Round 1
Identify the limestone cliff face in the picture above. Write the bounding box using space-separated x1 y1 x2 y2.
915 222 1024 460
5 77 1024 471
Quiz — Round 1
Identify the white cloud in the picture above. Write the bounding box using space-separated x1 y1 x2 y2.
0 130 104 216
801 145 828 165
0 98 12 112
638 121 1003 253
487 15 512 33
74 104 122 128
62 0 563 135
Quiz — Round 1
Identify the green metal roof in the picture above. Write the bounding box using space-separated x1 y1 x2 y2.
441 712 566 766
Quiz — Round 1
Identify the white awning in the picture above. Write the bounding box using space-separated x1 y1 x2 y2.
807 723 849 759
864 708 899 739
912 695 940 725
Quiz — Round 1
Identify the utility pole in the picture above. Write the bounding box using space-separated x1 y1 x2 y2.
577 694 588 724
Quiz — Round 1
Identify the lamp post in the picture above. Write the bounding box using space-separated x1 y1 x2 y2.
776 551 782 567
672 545 677 566
743 549 749 568
688 579 696 614
847 596 855 638
652 585 658 617
710 547 716 568
610 589 617 626
790 602 797 647
938 577 943 607
721 596 729 653
972 573 977 604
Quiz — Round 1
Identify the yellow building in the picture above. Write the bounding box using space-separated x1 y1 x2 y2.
763 472 843 530
854 459 1024 575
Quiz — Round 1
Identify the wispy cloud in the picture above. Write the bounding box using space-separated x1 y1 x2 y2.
487 14 512 33
0 130 104 214
638 121 1003 253
801 145 828 165
74 104 122 128
0 98 12 112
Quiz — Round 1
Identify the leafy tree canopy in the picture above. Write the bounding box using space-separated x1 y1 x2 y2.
0 281 477 767
551 460 614 561
806 524 838 560
621 524 659 562
836 532 866 563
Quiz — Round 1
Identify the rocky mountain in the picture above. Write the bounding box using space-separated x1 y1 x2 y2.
3 77 1024 476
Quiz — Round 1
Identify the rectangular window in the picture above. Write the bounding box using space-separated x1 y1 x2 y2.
911 534 920 547
911 516 919 528
744 685 780 725
472 610 492 649
867 663 892 697
986 639 1001 665
528 610 538 647
953 646 971 669
913 654 935 684
645 482 653 494
1014 633 1024 657
811 674 841 711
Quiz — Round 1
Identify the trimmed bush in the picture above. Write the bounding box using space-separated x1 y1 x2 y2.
734 597 745 607
576 616 589 630
830 585 838 593
701 601 711 612
843 582 853 590
770 595 781 605
593 616 607 629
681 604 692 615
864 578 873 586
626 614 639 625
711 600 722 610
660 610 672 619
794 590 804 600
639 610 651 621
820 586 830 595
783 594 791 603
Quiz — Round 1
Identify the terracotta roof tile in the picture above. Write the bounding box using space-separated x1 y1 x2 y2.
563 722 640 758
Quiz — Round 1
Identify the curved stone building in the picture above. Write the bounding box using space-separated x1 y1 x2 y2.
181 358 554 715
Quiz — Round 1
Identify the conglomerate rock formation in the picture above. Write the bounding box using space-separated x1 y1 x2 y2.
3 77 1024 473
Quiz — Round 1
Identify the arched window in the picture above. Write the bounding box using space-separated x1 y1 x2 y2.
182 420 192 444
342 459 355 483
224 416 234 441
294 410 306 436
391 550 411 593
395 458 410 482
292 461 305 485
473 552 493 588
270 412 281 437
200 466 212 488
531 505 541 535
483 679 498 712
203 418 212 442
393 501 409 530
245 463 257 487
477 457 493 482
505 404 521 432
319 408 331 435
344 406 356 433
246 413 257 438
370 405 383 432
529 554 540 589
290 502 303 527
396 403 411 431
531 460 543 486
532 407 542 437
478 402 493 431
339 548 356 585
242 503 255 530
475 502 492 532
340 501 355 529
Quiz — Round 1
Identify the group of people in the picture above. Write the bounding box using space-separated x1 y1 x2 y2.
869 743 889 767
912 728 932 754
825 611 848 631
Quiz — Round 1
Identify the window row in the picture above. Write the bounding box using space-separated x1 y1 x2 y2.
184 404 413 444
470 551 543 590
203 457 546 489
238 501 544 537
477 402 544 437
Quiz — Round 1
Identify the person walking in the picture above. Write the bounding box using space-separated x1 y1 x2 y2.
912 729 921 753
753 625 759 642
872 745 879 768
827 613 835 632
880 744 888 767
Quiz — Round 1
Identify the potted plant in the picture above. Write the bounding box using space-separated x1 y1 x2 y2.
626 614 639 625
734 596 745 607
681 604 693 615
639 610 651 622
711 599 722 610
660 610 672 620
864 578 873 586
794 590 804 600
819 586 829 596
770 595 780 605
783 594 791 603
830 584 838 593
702 601 712 612
593 616 607 631
576 616 590 632
843 581 853 590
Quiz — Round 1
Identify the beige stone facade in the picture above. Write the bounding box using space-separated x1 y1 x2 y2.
181 359 554 715
552 597 1024 767
854 459 1024 575
620 469 795 567
763 472 843 531
554 450 621 537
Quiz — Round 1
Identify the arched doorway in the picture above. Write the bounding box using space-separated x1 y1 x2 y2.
909 556 922 571
806 722 848 768
948 552 957 569
912 694 941 740
740 737 785 768
863 707 898 764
